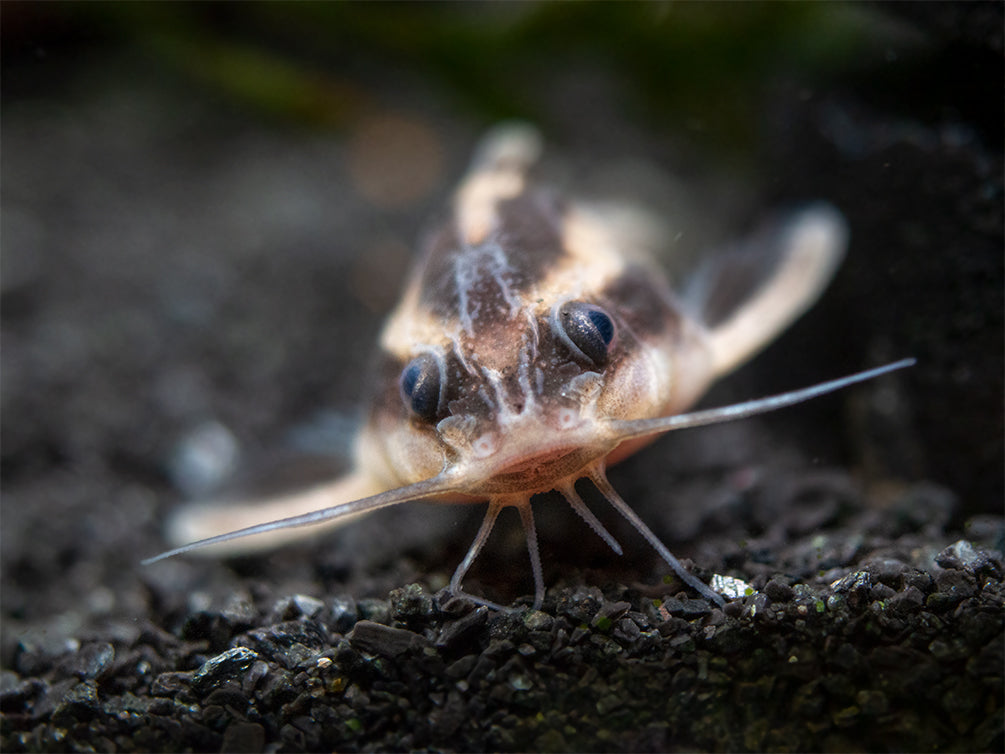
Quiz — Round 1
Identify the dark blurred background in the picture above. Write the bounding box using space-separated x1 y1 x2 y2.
2 1 1002 637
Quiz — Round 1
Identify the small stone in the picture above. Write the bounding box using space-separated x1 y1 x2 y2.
390 583 434 622
67 642 115 681
0 670 20 695
33 678 76 719
330 596 359 634
747 593 771 620
52 681 99 724
764 579 794 602
0 672 40 711
596 693 624 715
866 558 909 588
101 690 158 721
357 598 391 625
483 638 515 659
926 592 956 612
613 618 641 644
627 610 652 629
869 583 896 602
886 585 924 616
832 704 860 727
191 647 259 696
596 600 631 622
937 540 1002 578
348 620 431 658
221 721 265 753
903 569 934 594
928 638 970 663
792 682 824 717
856 689 889 716
556 586 603 622
297 594 327 617
509 673 532 691
829 642 862 671
279 594 326 620
240 621 328 669
936 539 979 570
221 592 257 626
243 660 270 696
723 599 745 618
710 573 753 600
487 612 523 641
591 614 614 633
15 632 79 676
436 606 488 650
182 611 231 648
150 671 193 697
934 569 978 602
662 598 712 619
204 685 248 711
466 654 497 686
445 655 477 679
669 634 695 653
535 728 568 752
523 610 554 632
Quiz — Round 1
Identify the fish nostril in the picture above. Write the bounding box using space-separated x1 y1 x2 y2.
557 408 578 429
472 433 498 458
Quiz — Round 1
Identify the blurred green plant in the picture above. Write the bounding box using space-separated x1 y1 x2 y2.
19 2 914 148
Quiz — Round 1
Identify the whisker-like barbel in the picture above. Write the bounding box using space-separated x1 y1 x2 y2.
143 473 458 565
609 358 916 442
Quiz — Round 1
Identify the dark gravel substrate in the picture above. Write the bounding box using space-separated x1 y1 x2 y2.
3 520 1004 753
3 5 1002 752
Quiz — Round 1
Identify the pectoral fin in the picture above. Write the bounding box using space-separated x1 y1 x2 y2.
685 204 847 377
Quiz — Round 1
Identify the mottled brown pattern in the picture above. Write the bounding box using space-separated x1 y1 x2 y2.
417 191 568 323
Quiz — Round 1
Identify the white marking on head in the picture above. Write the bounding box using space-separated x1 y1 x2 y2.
481 366 517 420
515 309 541 415
452 242 521 337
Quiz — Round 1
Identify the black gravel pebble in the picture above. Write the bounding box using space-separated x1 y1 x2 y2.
191 647 260 696
938 540 1004 579
764 578 795 602
221 721 266 754
348 620 433 658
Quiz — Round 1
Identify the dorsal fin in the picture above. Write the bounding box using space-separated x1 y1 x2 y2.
455 123 543 245
684 204 847 377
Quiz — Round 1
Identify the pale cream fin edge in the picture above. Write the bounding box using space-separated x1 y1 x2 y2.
706 205 847 377
456 123 543 245
165 471 383 557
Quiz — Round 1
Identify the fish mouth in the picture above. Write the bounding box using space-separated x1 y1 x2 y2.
473 445 608 495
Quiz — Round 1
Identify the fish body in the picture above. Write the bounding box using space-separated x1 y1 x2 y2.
155 125 908 609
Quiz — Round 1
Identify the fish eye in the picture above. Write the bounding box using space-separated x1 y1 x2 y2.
554 301 616 366
400 352 446 422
